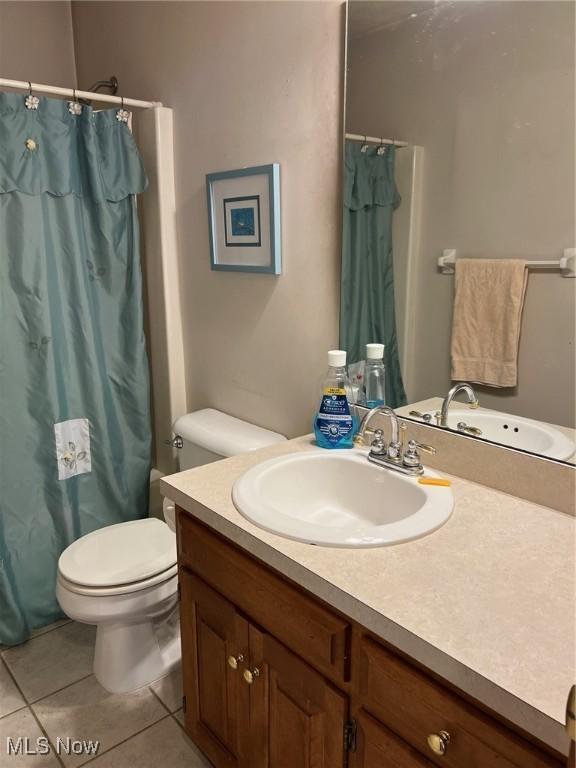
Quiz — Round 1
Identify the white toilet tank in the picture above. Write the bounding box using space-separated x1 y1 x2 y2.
173 408 287 470
162 409 286 530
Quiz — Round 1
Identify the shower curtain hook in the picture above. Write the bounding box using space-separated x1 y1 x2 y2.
68 88 82 116
377 137 386 156
25 81 39 111
361 134 369 153
116 95 130 124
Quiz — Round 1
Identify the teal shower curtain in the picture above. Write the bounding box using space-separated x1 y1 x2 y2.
0 93 151 645
340 141 407 407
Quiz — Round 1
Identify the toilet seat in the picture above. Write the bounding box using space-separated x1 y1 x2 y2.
58 518 177 591
58 562 178 597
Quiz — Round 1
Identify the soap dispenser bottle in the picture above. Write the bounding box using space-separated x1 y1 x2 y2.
314 350 355 449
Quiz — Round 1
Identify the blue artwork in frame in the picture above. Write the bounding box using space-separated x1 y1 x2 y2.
230 206 255 237
223 195 261 247
206 164 281 274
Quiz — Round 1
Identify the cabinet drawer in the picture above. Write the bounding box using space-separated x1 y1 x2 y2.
355 710 434 767
358 635 561 768
178 510 350 684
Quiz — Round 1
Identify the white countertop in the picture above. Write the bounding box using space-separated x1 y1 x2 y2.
161 436 575 756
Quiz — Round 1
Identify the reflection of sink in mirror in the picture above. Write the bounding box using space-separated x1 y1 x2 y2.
397 398 576 464
232 449 453 548
446 409 576 461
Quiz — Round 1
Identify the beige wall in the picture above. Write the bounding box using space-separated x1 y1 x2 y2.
348 1 575 428
0 1 76 84
71 1 344 439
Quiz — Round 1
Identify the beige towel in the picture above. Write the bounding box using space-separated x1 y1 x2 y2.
450 259 528 387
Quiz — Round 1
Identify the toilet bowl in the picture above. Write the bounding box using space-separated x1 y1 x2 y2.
57 409 286 694
56 517 179 694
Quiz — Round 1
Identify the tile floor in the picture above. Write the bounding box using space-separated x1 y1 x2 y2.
0 620 210 767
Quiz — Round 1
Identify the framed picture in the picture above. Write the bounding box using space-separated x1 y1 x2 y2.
206 164 281 274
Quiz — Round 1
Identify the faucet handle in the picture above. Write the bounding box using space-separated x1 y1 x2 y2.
370 429 387 456
410 439 436 455
353 425 379 447
456 421 482 437
408 411 434 423
402 439 436 470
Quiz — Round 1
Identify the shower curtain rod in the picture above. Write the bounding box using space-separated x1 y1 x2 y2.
346 132 409 148
0 78 162 109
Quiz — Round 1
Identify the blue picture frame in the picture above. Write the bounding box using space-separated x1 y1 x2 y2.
206 164 281 275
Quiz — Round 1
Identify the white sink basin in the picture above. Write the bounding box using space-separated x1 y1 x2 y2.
232 449 453 548
448 409 575 461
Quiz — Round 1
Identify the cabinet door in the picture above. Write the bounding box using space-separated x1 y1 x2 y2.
179 568 250 768
353 710 434 768
248 625 348 768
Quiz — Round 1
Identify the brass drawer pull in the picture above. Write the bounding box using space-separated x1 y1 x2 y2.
243 667 260 684
427 730 451 756
227 654 244 670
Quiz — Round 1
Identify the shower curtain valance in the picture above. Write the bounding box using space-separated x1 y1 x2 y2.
344 142 400 211
0 93 147 201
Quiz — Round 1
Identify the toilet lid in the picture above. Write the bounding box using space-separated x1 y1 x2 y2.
58 518 177 588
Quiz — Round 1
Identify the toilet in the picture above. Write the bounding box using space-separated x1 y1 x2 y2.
56 409 285 694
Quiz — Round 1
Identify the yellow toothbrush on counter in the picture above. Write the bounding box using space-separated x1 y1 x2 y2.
418 477 452 487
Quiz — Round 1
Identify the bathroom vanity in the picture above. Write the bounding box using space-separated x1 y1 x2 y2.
161 437 575 768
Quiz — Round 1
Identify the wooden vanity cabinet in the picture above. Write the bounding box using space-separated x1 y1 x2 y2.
177 509 566 768
179 566 348 768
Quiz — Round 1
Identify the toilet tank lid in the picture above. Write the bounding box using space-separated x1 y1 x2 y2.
173 409 286 457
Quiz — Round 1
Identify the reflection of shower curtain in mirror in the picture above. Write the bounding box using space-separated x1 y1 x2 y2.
340 141 407 407
0 93 151 645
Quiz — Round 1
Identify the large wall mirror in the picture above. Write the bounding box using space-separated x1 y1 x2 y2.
343 0 576 464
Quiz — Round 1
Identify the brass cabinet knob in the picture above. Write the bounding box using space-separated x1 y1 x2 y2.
243 667 260 684
567 685 576 741
427 730 451 756
227 654 244 670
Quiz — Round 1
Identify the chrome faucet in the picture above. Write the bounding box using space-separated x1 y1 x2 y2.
355 405 402 457
354 405 436 476
439 383 479 427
